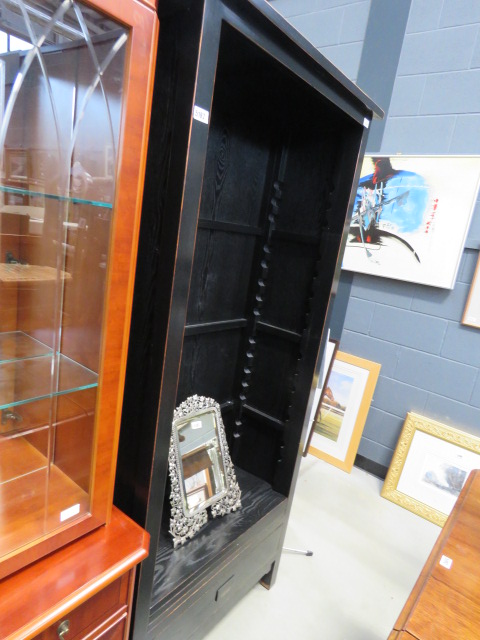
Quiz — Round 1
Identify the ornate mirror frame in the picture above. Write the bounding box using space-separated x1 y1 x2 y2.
169 395 242 547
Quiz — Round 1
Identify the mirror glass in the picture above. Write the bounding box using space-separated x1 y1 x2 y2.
174 408 227 516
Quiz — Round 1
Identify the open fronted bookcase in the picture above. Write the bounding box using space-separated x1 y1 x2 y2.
115 1 381 638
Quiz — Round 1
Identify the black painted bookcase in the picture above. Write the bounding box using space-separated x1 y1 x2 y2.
115 1 381 639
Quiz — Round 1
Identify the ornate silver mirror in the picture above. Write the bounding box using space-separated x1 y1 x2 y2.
169 395 241 547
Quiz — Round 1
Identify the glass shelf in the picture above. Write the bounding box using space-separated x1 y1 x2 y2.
0 342 98 411
0 332 53 364
0 184 113 209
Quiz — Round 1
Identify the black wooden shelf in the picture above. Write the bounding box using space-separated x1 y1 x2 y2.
150 468 286 614
242 404 285 431
255 321 302 343
198 219 264 236
184 318 248 336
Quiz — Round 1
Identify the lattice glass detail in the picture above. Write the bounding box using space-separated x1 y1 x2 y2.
0 1 128 557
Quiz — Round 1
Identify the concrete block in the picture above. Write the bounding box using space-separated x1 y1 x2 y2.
388 75 426 117
406 0 443 33
320 42 363 79
398 27 478 75
440 322 480 367
339 330 400 378
440 0 480 28
350 273 415 308
357 435 395 467
369 305 447 353
380 116 456 154
471 374 480 408
420 70 480 115
372 376 428 417
270 0 364 17
343 296 375 334
290 7 343 47
395 347 477 402
466 204 480 245
424 393 480 435
451 116 480 153
340 1 370 43
472 32 480 68
457 249 479 284
362 407 407 449
411 281 470 321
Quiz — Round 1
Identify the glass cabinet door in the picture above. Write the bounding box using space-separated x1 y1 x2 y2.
0 0 127 561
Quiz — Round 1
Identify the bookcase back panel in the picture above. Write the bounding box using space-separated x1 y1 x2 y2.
231 415 281 484
199 119 271 229
174 18 365 490
186 229 259 324
177 330 243 405
260 240 319 334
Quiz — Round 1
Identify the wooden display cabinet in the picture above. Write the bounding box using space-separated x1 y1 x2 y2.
0 507 149 640
0 0 158 579
389 470 480 640
115 1 381 639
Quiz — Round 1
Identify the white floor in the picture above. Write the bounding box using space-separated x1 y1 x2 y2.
204 455 440 640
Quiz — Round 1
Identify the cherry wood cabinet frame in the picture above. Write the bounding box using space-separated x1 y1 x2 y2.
0 0 158 579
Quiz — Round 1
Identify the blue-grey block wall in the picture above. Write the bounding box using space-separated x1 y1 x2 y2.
270 0 371 82
270 0 480 473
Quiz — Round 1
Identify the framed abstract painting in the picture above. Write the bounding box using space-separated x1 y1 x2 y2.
342 155 480 289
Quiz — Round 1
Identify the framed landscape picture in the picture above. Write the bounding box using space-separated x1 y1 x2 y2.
381 413 480 526
303 338 339 456
308 351 380 472
342 155 480 289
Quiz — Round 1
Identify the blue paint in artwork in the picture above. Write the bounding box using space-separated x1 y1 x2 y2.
354 158 430 234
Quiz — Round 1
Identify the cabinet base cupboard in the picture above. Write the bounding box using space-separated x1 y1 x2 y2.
115 1 382 639
0 507 149 640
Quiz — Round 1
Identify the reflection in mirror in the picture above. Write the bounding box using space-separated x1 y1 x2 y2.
169 395 241 547
176 408 227 515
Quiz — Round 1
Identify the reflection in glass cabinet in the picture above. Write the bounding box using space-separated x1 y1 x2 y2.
0 0 126 561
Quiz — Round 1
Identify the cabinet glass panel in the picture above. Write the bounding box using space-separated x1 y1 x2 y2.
0 0 126 559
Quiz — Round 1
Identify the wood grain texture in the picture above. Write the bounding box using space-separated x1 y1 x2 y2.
0 507 149 640
151 468 286 610
85 0 159 525
391 470 480 639
115 3 378 640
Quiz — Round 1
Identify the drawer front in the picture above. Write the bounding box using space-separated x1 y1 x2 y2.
85 614 127 640
149 525 283 640
37 573 131 640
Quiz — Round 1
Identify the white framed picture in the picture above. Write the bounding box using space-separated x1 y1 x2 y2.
342 155 480 289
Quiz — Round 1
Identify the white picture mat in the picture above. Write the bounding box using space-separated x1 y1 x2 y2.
306 337 337 427
342 155 480 289
310 359 369 462
397 430 480 516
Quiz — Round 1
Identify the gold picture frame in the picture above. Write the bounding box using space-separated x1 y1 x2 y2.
382 412 480 526
462 253 480 328
308 351 380 472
